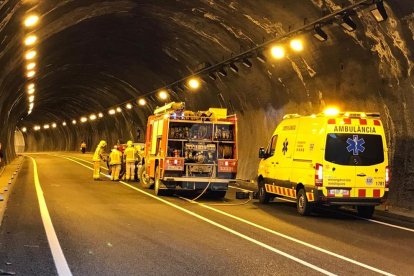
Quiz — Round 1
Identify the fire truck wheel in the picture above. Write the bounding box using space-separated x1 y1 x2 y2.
258 181 270 204
297 189 312 216
357 205 375 219
139 165 153 189
154 167 171 196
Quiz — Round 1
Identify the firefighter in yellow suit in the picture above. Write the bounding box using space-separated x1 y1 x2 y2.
93 140 107 180
123 140 137 181
109 145 123 181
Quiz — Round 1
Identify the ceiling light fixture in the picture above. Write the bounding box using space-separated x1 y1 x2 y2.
313 25 328 41
340 14 357 32
24 15 39 27
370 0 388 22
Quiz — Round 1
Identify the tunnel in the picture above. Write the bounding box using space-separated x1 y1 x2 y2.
1 0 413 209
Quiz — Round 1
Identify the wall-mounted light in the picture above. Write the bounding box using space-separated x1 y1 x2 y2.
290 39 303 52
256 52 267 63
116 107 122 113
313 25 328 41
29 103 34 109
187 78 200 90
28 88 35 95
25 50 37 60
108 109 116 115
44 124 50 129
80 117 87 123
62 122 67 126
218 67 227 77
27 70 36 78
158 90 168 100
126 103 133 109
72 120 77 125
229 63 239 73
52 123 57 128
24 35 37 46
242 58 252 68
208 72 217 80
29 95 34 102
22 127 27 132
270 45 285 59
371 0 388 22
98 112 104 118
24 15 39 27
340 14 357 32
138 99 146 106
26 62 36 70
89 114 97 120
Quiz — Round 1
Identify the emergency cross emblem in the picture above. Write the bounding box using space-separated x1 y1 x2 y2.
346 135 365 155
282 139 288 155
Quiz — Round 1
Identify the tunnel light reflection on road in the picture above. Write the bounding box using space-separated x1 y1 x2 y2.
24 35 37 46
25 50 37 60
24 15 39 27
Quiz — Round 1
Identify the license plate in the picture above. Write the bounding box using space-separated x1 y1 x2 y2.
328 189 350 196
189 165 212 173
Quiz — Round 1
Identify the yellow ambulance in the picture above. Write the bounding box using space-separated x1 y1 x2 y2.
257 108 389 218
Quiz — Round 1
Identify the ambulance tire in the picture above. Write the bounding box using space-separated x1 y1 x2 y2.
297 189 313 216
139 165 152 189
357 206 375 219
258 181 271 204
154 167 172 196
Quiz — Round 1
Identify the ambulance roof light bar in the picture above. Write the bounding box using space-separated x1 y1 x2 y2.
283 114 301 120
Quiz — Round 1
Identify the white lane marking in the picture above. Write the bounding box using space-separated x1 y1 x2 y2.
178 197 394 276
57 155 336 275
229 186 414 233
28 156 73 276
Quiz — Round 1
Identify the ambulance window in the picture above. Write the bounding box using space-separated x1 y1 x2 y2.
325 134 384 166
268 135 278 156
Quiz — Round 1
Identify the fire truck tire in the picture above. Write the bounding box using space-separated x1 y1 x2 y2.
154 167 171 196
297 189 312 216
139 165 152 189
357 205 375 219
258 180 270 204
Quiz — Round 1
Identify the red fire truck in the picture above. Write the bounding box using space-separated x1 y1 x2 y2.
139 102 238 197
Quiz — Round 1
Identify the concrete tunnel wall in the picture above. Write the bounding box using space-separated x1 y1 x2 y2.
1 1 414 209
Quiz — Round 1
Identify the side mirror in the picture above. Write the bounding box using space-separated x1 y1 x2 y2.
259 147 267 159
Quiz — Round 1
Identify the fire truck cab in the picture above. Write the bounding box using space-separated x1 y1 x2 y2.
140 102 238 197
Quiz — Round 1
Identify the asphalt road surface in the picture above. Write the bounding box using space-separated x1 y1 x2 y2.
0 153 413 275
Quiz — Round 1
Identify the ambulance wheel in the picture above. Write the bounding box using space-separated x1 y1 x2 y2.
139 165 153 189
297 189 312 216
258 181 270 204
357 206 375 219
154 167 171 196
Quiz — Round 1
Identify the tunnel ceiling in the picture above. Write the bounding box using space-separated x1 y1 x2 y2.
0 0 411 126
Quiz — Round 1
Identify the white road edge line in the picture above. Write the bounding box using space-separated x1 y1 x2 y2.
28 156 73 276
229 185 414 233
57 155 336 276
178 197 394 276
